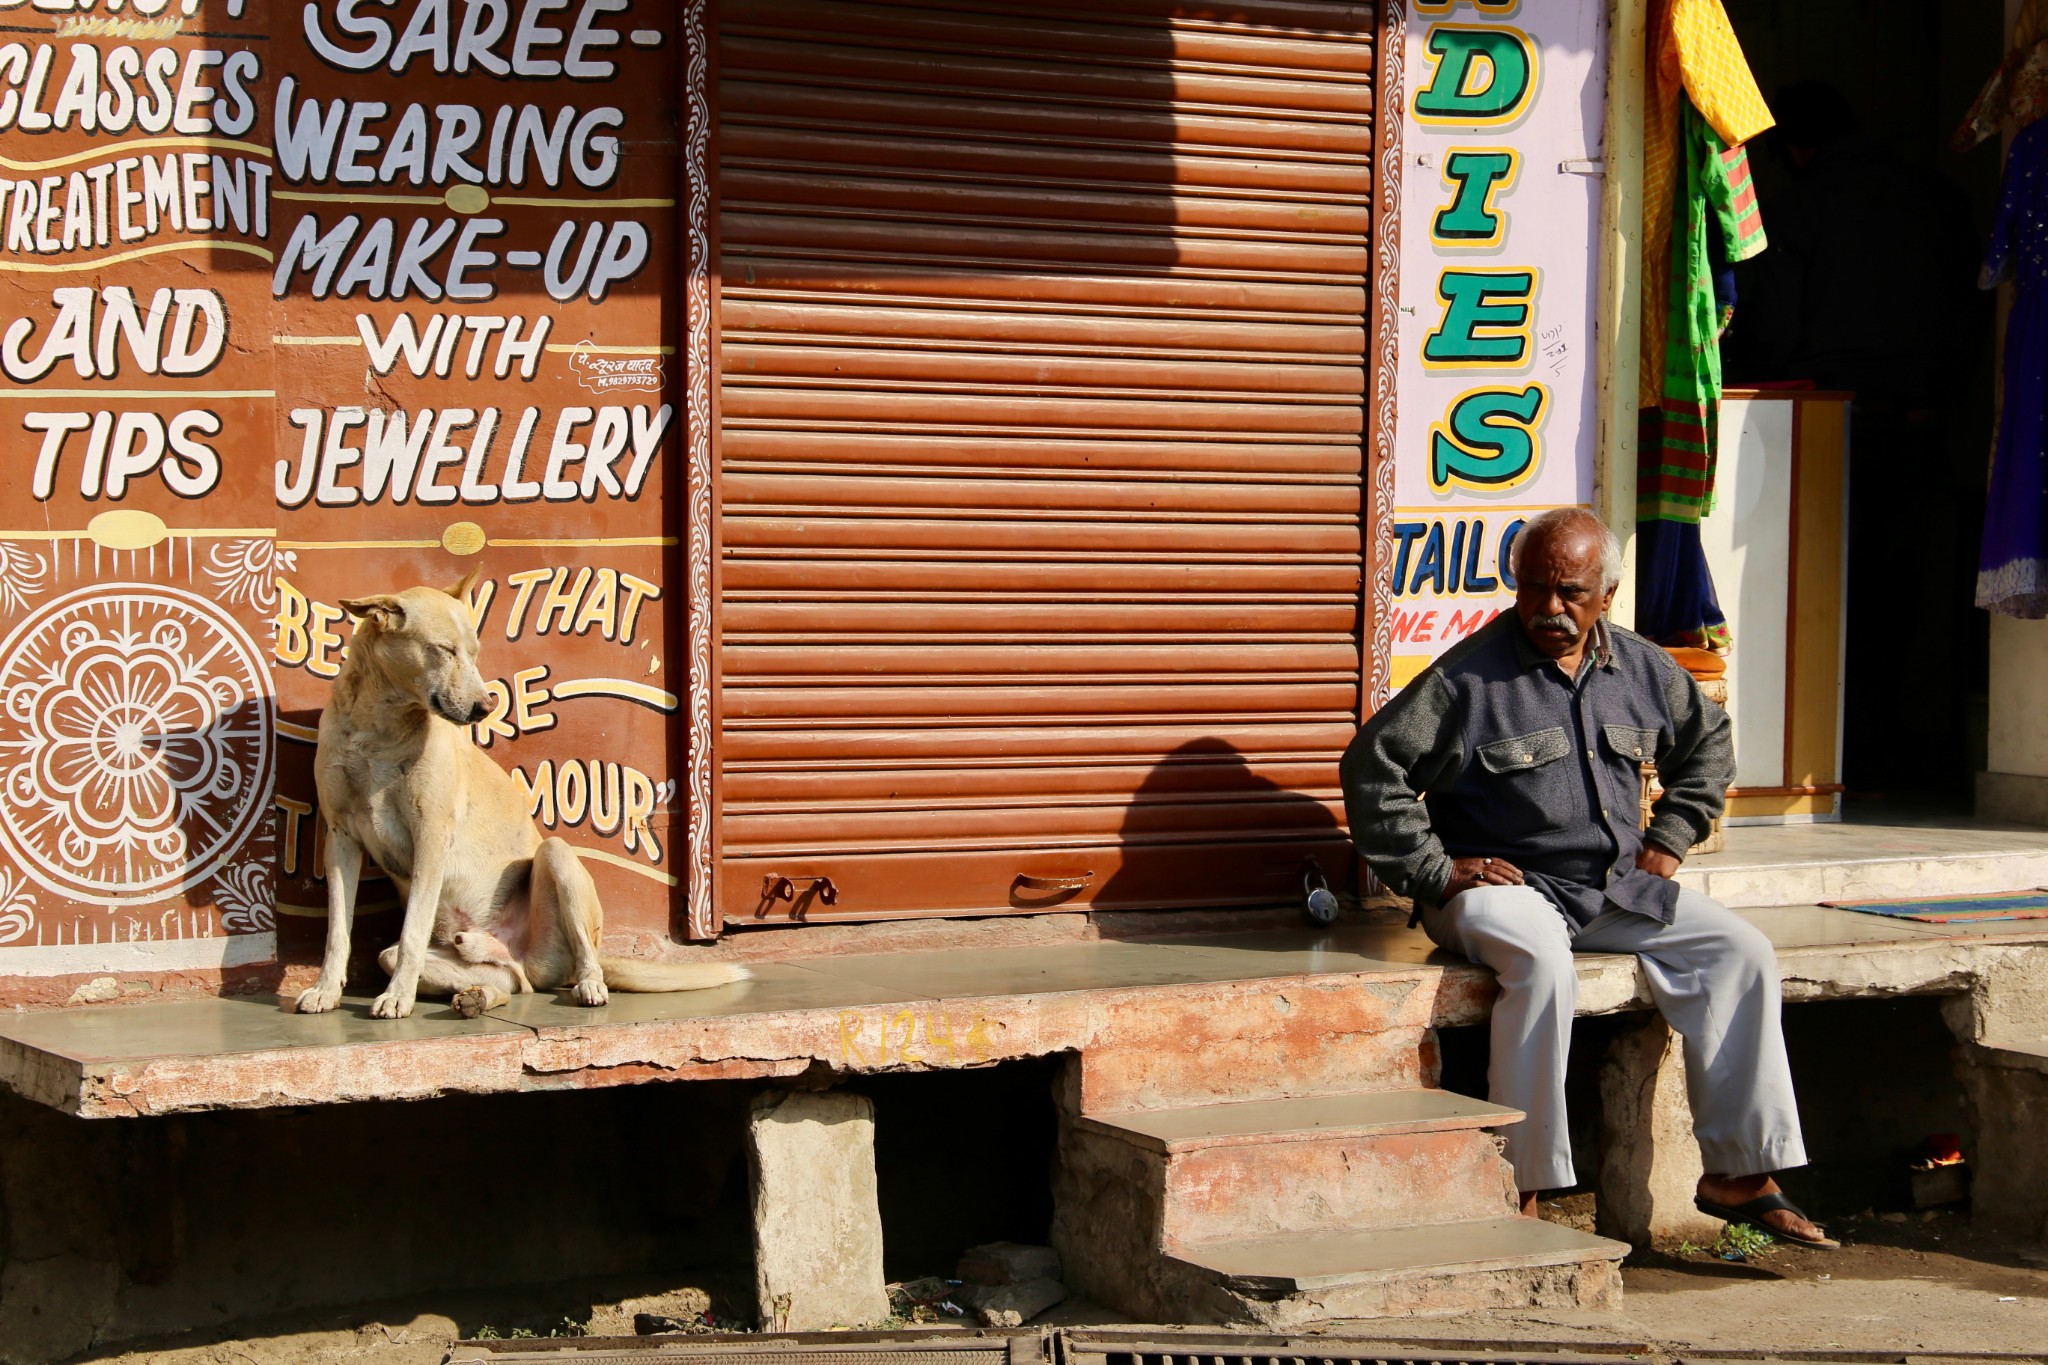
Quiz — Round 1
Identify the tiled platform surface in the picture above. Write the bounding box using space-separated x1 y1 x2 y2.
3 819 2045 1119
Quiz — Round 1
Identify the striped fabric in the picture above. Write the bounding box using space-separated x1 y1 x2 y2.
1633 3 1772 652
1719 140 1766 257
1822 890 2048 923
1640 0 1775 409
1638 107 1765 526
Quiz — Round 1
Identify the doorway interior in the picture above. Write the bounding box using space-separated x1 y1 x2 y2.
1718 0 2007 814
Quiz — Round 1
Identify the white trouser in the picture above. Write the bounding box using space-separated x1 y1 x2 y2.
1423 884 1808 1192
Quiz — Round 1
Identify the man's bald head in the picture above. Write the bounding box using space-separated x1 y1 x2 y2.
1511 508 1624 592
1509 508 1622 664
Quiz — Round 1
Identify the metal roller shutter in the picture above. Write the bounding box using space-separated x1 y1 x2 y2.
715 0 1377 924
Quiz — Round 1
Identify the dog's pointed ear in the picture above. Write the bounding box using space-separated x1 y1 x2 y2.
441 565 484 602
340 595 406 632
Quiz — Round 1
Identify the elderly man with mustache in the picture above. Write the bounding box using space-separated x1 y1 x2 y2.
1340 507 1835 1248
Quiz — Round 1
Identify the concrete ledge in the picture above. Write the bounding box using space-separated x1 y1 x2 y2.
0 954 1448 1119
1673 818 2048 908
3 920 2044 1120
1680 844 2048 909
1978 770 2048 827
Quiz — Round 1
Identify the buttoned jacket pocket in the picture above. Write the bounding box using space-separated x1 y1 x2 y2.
1470 726 1575 842
1476 726 1573 774
1601 724 1661 765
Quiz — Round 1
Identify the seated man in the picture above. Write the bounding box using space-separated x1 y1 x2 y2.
1339 507 1834 1247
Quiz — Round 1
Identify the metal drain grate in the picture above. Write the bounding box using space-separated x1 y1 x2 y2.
1061 1334 2048 1365
1061 1335 1632 1365
450 1328 2048 1365
1075 1353 1624 1365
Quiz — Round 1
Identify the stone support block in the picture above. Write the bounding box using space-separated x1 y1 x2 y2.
1049 1063 1173 1322
1953 1042 2048 1241
747 1089 888 1332
1596 1016 1720 1249
1942 946 2048 1052
958 1277 1066 1327
1944 944 2048 1242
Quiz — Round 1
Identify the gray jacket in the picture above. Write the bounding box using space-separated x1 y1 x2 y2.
1339 612 1734 928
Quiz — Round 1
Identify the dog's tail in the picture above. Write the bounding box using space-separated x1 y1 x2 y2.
600 957 751 993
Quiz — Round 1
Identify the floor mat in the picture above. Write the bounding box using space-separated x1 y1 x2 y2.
1820 889 2048 922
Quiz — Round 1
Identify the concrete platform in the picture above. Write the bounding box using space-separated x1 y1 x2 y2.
2 818 2045 1120
2 905 2042 1119
1679 814 2048 908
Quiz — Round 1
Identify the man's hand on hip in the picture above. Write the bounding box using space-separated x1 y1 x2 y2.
1636 844 1682 879
1443 855 1524 900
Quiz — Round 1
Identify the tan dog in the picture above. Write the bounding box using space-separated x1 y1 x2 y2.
293 571 747 1019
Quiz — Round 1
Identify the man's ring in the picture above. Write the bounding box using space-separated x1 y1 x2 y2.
1483 857 1492 865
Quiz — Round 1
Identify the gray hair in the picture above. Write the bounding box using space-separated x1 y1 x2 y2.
1509 507 1624 591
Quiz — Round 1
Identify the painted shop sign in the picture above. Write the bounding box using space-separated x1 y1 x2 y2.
0 0 682 994
1393 0 1605 687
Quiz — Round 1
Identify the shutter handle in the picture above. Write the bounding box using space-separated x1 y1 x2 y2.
762 874 838 905
1014 872 1094 893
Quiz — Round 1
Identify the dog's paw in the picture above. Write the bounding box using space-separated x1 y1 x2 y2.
451 984 508 1018
294 984 342 1014
571 978 609 1007
369 989 415 1019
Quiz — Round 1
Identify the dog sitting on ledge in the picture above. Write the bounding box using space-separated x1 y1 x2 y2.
293 569 748 1019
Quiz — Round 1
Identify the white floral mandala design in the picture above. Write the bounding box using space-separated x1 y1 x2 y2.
0 584 275 908
212 857 274 933
0 865 34 945
204 538 293 612
0 543 48 614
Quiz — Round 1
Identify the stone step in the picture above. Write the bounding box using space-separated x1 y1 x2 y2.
1164 1215 1630 1327
1080 1087 1523 1151
1079 1089 1524 1243
1678 822 2048 909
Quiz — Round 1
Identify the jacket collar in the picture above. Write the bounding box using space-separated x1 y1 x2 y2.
1509 614 1615 675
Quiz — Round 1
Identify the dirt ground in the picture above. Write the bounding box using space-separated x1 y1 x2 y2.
1387 1201 2048 1356
72 1207 2048 1365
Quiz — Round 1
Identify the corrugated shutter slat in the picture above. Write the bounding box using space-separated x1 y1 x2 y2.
718 0 1372 920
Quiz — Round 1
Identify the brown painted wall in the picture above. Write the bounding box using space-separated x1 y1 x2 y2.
0 0 686 1003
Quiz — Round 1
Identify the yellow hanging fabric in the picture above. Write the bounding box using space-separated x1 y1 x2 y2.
2021 0 2048 53
1954 0 2048 150
1639 0 1776 407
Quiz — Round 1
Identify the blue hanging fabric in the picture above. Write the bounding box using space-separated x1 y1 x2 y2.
1635 519 1730 649
1977 119 2048 617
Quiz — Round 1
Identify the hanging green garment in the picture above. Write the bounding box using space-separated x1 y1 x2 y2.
1639 0 1775 411
1639 102 1767 525
1634 101 1766 653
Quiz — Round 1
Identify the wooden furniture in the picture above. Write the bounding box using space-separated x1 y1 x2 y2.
1697 390 1850 822
1641 649 1729 854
